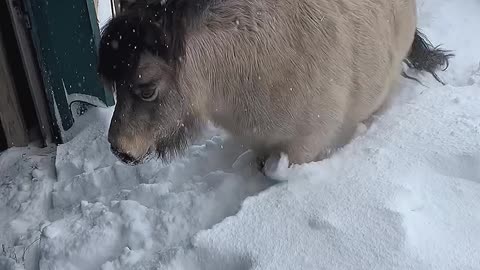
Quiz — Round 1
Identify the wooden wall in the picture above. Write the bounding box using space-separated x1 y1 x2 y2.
0 26 29 148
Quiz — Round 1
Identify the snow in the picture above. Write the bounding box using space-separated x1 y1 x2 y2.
193 83 480 270
1 0 480 269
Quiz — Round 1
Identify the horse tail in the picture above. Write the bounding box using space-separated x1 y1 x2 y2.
402 29 454 85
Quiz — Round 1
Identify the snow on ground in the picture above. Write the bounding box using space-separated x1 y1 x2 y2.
1 0 480 269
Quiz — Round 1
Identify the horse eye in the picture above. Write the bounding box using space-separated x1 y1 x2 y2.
141 88 157 101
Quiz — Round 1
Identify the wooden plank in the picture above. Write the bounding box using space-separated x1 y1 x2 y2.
5 0 53 145
112 0 120 16
0 26 29 147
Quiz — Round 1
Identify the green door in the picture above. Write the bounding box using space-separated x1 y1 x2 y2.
24 0 114 142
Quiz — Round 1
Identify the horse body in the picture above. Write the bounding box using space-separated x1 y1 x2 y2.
179 0 416 163
98 0 451 166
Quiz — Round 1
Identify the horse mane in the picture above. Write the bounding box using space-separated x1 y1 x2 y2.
97 0 213 85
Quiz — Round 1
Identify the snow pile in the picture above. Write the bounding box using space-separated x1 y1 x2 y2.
39 113 272 270
1 0 480 269
188 82 480 270
0 146 56 270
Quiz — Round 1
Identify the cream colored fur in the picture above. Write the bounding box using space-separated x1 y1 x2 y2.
156 0 418 164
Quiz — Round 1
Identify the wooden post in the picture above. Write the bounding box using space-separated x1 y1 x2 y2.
112 0 120 17
5 0 54 145
0 27 29 147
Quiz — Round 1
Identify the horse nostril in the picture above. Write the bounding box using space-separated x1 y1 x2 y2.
110 145 137 164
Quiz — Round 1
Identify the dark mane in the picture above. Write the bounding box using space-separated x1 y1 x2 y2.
97 0 213 85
